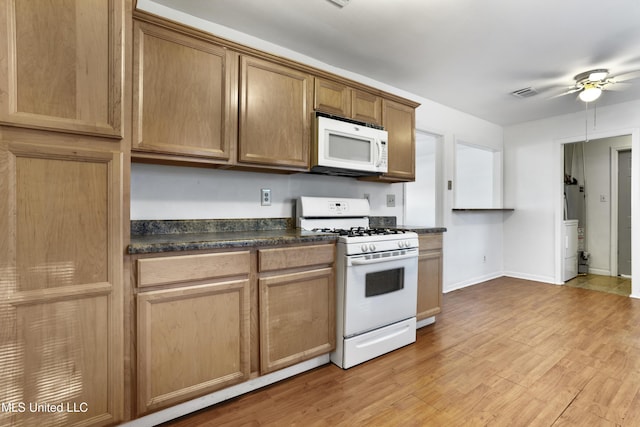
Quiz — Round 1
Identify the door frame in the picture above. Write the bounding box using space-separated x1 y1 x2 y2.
555 127 639 297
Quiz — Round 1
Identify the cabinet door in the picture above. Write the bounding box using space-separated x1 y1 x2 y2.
239 56 312 170
417 234 443 320
133 21 237 161
0 141 123 426
381 99 415 181
0 0 123 137
351 90 382 125
259 268 335 374
314 78 350 117
137 280 250 413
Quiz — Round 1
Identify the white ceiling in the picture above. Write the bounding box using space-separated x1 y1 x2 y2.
147 0 640 126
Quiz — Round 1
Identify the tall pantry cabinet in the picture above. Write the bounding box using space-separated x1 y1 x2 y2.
0 1 129 426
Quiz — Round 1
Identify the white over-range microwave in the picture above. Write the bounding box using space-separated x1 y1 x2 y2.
311 114 388 177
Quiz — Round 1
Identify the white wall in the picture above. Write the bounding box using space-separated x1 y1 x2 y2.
503 100 640 297
134 0 506 293
131 164 404 220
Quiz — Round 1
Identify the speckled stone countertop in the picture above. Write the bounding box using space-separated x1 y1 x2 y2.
369 216 446 234
128 218 338 254
391 225 447 234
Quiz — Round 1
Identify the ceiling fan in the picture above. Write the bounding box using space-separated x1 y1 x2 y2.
554 68 640 102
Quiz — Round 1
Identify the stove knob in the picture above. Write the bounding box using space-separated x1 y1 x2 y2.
405 240 411 248
369 244 376 252
361 244 368 252
398 241 405 248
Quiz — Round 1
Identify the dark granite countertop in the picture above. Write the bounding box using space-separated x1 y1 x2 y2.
127 218 445 254
392 226 447 234
128 229 338 254
128 218 339 254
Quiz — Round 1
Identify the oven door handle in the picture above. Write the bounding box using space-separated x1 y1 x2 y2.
350 251 418 265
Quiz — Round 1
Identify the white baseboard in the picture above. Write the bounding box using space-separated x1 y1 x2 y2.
444 272 504 293
502 271 557 285
587 268 611 276
121 355 330 427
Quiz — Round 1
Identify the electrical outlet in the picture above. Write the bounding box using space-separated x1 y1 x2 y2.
261 188 271 206
483 255 487 263
386 194 395 207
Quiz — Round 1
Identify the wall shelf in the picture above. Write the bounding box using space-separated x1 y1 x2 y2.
452 208 515 212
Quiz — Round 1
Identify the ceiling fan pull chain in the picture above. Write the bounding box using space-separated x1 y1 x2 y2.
584 102 589 142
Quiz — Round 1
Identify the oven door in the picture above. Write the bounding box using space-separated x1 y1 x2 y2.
343 250 418 337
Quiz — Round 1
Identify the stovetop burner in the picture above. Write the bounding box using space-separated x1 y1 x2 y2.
312 226 408 238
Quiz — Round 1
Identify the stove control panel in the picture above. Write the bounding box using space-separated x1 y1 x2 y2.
329 201 349 214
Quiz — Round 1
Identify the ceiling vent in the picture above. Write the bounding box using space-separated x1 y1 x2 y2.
327 0 350 7
511 87 539 98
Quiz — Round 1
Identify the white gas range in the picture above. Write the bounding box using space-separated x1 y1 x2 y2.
297 196 418 369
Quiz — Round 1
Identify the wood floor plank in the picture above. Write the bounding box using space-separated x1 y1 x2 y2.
162 276 640 426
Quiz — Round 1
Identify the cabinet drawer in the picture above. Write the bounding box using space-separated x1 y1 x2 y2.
137 251 250 287
258 244 334 272
419 234 443 251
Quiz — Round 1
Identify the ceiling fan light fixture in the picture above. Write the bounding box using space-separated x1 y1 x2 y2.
579 85 602 102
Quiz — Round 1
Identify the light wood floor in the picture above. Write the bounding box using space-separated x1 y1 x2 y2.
565 273 632 296
164 277 640 426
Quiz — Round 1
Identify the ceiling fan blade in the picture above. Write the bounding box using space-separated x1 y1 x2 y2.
604 82 631 91
548 87 581 99
611 70 640 83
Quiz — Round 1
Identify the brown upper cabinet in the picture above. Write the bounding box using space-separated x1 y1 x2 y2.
238 56 313 171
132 21 237 163
129 13 417 177
380 99 416 181
314 78 382 125
0 0 123 137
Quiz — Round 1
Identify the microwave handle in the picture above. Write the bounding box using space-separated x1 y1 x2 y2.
375 139 383 167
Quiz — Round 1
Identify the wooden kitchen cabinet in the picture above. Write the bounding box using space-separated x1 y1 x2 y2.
314 78 382 125
417 234 443 321
0 139 124 426
132 20 237 163
258 244 335 374
0 0 123 137
239 55 313 170
135 251 250 414
351 89 382 125
381 99 416 181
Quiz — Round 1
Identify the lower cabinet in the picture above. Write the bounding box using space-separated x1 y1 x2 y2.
132 242 335 414
417 234 443 320
137 280 250 413
135 251 251 414
259 268 335 374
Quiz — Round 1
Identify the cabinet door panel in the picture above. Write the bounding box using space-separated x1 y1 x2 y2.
137 280 250 413
352 90 382 125
0 141 123 425
417 251 443 320
133 21 236 160
314 78 350 117
239 56 312 169
259 268 335 374
0 0 122 136
382 99 415 181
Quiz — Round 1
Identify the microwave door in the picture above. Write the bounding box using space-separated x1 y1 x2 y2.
323 131 377 171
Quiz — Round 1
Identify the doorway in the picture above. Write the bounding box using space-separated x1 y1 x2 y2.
561 136 632 295
404 130 443 226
